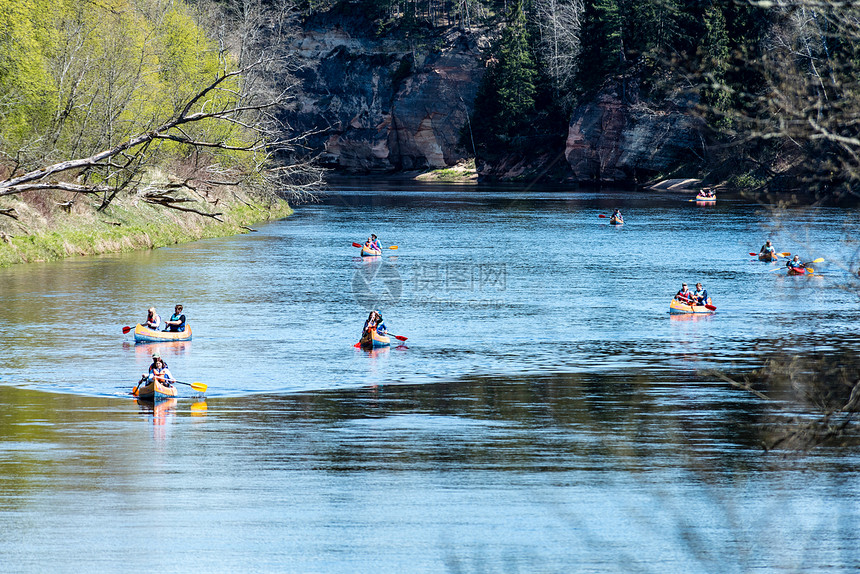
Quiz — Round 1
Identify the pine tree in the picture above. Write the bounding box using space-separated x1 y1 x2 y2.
470 1 537 154
700 5 731 124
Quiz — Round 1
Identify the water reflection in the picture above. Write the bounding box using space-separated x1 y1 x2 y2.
123 340 191 358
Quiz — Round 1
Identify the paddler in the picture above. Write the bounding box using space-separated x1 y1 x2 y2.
675 283 693 304
362 310 387 337
364 234 380 252
786 255 804 270
693 282 709 306
143 307 160 330
611 209 623 223
759 240 776 257
163 304 186 332
143 351 174 386
359 310 388 347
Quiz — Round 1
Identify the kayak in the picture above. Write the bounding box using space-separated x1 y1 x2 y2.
669 297 715 314
133 378 178 401
358 328 391 349
134 323 192 342
361 246 382 257
788 266 810 275
695 194 716 202
758 252 778 261
609 217 623 225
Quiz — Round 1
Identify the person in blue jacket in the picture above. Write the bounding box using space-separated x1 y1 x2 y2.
693 282 709 306
163 304 186 332
786 255 804 270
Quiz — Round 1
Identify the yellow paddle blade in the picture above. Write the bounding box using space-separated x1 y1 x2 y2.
190 381 208 392
810 257 824 263
388 245 398 250
778 252 791 257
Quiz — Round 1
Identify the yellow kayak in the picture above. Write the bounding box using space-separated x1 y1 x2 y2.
669 298 715 314
133 378 178 401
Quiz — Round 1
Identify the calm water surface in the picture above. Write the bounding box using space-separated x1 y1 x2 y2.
1 183 859 572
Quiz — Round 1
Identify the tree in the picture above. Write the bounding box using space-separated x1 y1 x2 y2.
708 1 860 198
470 2 537 155
0 0 318 219
531 0 584 106
699 5 731 126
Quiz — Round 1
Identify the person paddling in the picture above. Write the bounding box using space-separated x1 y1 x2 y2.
760 240 776 258
786 255 804 270
141 352 174 387
362 310 387 337
163 304 186 332
693 282 709 306
143 307 160 330
359 310 387 347
675 283 693 304
610 209 623 223
365 234 381 252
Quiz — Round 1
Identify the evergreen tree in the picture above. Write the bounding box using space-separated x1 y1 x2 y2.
700 5 731 124
470 2 537 155
592 0 623 75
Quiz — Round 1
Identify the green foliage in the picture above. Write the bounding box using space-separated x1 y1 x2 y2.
0 0 253 176
699 5 731 126
470 2 537 156
0 0 58 141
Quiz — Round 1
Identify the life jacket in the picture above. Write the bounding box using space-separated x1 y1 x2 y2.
676 289 691 301
169 313 186 331
149 363 171 382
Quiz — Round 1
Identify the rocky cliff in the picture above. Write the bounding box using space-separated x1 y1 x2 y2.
281 18 704 183
283 19 488 172
564 79 704 184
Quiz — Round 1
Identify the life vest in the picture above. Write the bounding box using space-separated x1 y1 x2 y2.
149 364 171 383
169 313 186 331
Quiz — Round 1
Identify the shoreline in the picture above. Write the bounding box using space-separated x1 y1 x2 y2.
0 189 292 268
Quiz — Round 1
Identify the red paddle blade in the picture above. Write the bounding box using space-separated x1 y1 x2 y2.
354 342 361 348
749 253 758 256
598 214 607 218
392 334 408 341
352 242 362 248
704 304 717 311
122 326 133 334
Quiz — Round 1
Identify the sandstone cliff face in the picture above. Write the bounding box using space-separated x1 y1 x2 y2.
564 80 703 184
283 21 487 172
282 19 703 182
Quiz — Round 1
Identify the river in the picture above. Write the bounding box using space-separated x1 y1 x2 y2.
1 182 859 572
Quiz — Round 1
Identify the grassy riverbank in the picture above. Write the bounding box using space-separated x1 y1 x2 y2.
0 188 292 267
415 159 478 183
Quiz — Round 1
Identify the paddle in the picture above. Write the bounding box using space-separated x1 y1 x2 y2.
354 333 408 347
134 377 207 393
685 299 716 311
122 325 134 334
598 214 607 218
174 380 207 392
354 241 396 250
749 251 790 257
